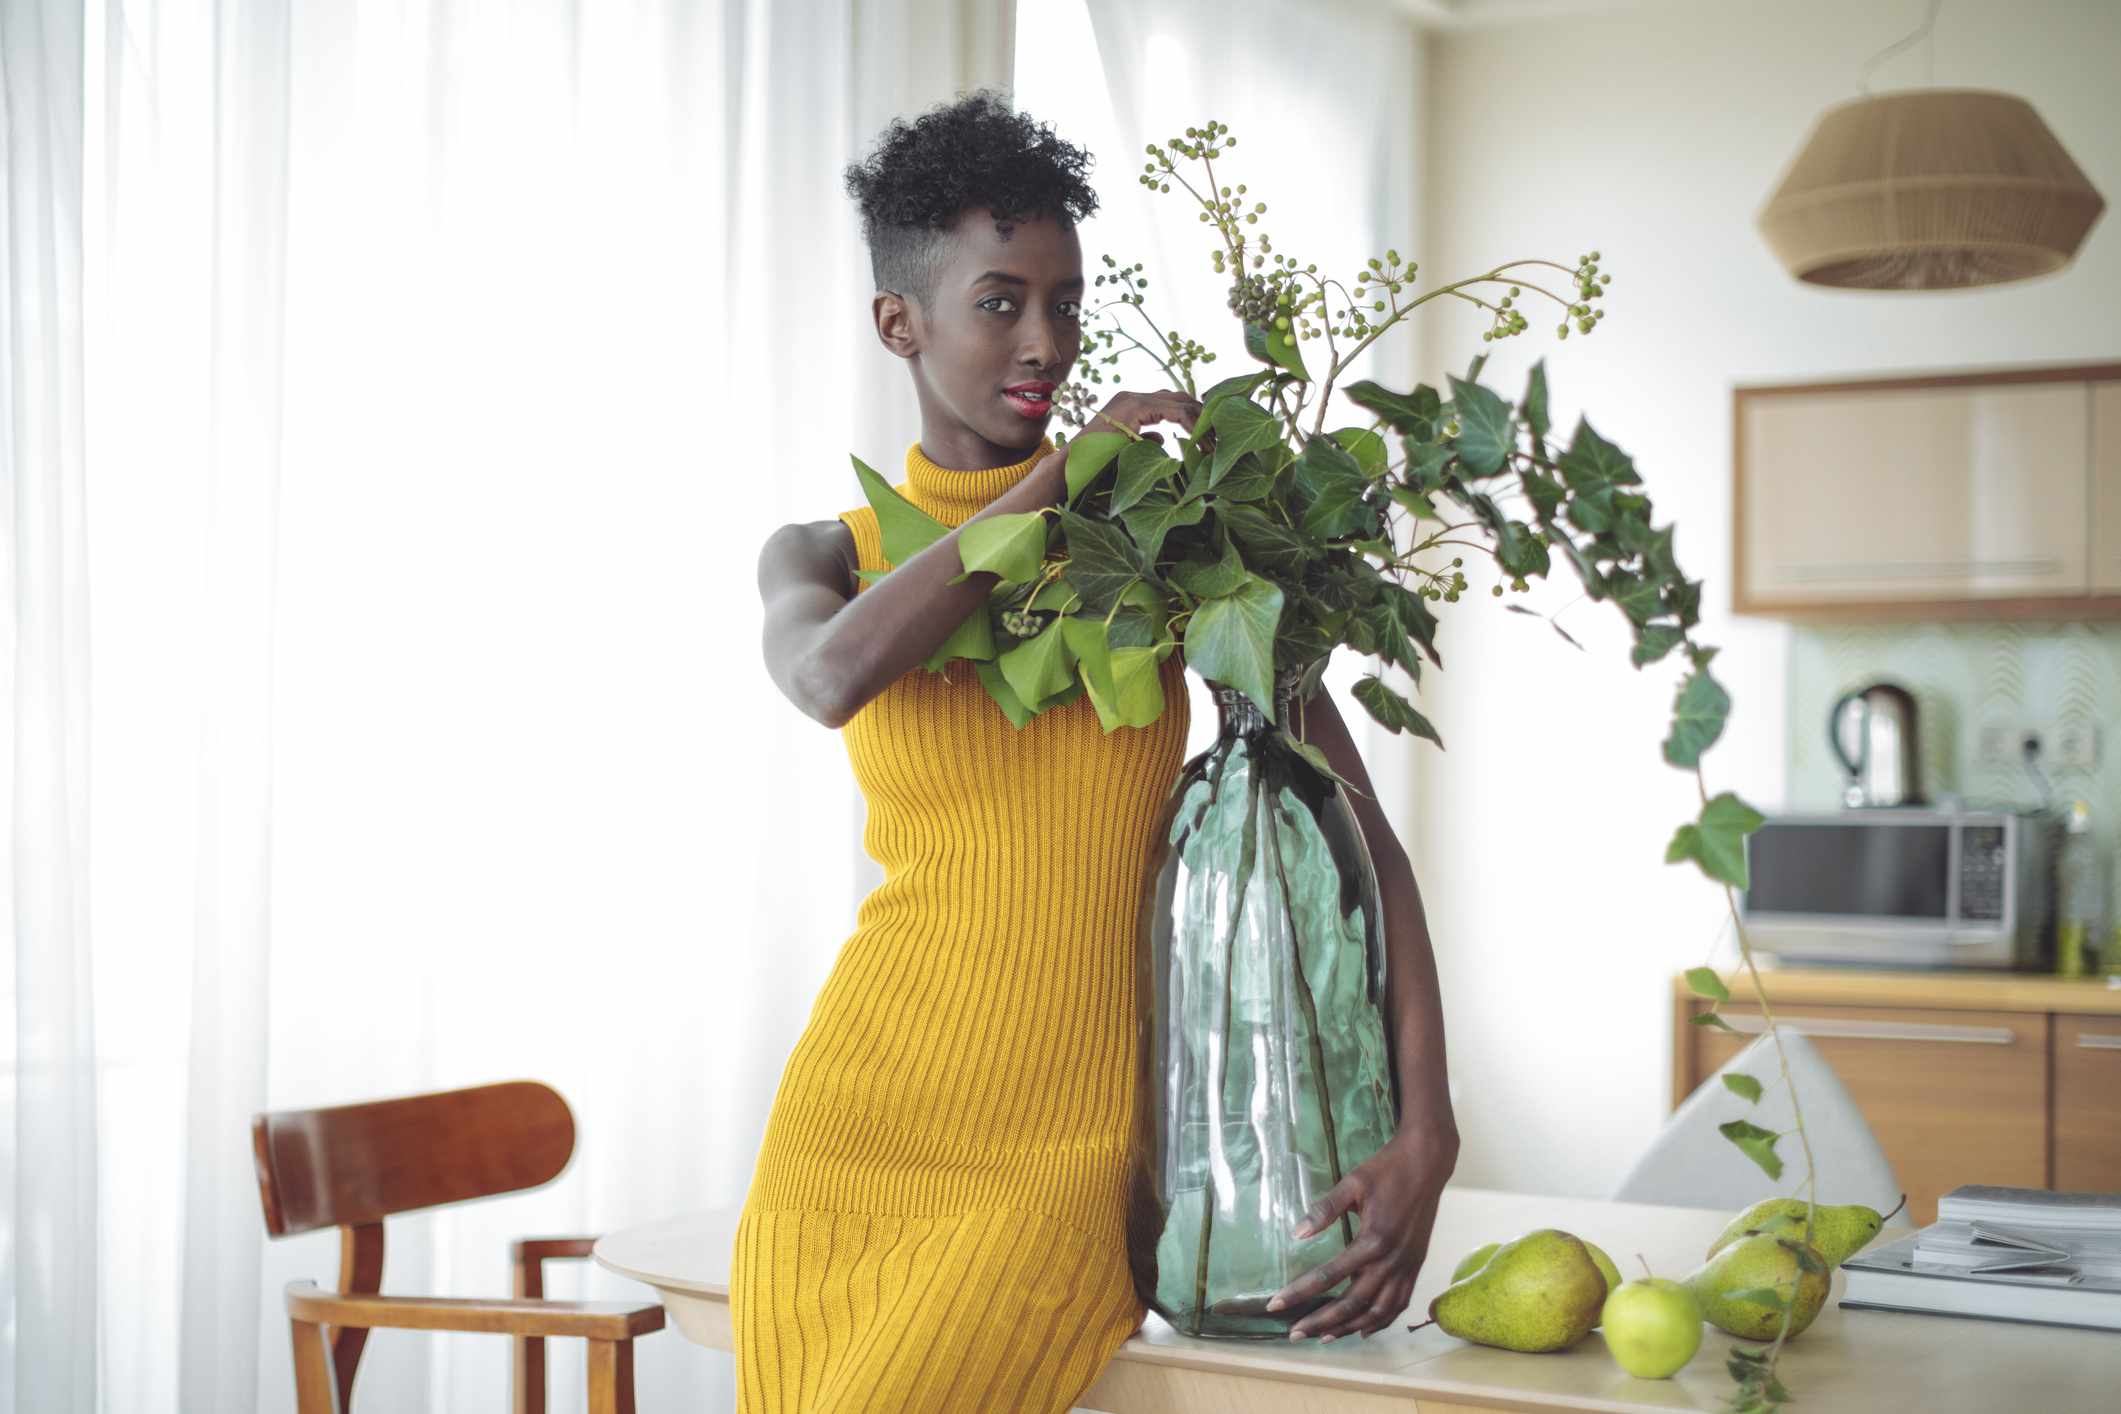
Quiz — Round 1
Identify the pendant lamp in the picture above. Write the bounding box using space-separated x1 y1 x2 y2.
1757 4 2105 290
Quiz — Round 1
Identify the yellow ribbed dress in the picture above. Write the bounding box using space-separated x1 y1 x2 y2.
729 437 1192 1413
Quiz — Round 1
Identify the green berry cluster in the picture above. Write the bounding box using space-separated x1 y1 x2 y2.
1000 608 1049 638
1556 252 1611 342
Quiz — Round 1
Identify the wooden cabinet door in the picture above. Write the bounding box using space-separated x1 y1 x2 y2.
1691 1004 2048 1225
2094 383 2121 594
2054 1013 2121 1192
1737 381 2091 609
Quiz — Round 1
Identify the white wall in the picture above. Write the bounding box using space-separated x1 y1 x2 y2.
1408 0 2121 1196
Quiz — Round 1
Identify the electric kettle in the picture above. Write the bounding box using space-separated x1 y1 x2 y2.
1829 681 1924 809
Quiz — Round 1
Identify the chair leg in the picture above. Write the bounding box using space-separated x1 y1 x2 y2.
511 1240 547 1414
512 1333 546 1414
290 1315 341 1414
586 1338 636 1414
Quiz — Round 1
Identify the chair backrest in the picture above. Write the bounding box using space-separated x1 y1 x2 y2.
252 1081 577 1410
253 1079 575 1236
1613 1031 1902 1214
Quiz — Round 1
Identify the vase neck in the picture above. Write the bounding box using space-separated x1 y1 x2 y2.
1212 683 1297 737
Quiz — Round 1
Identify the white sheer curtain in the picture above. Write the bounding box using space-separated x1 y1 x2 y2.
1016 0 1430 846
10 1 1011 1411
3 5 98 1414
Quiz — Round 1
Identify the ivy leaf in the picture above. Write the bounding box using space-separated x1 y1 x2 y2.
1220 503 1314 579
1243 318 1311 381
1352 674 1444 747
1111 439 1177 515
1667 791 1766 888
1493 520 1551 578
1192 369 1270 437
1557 414 1640 491
1631 624 1685 668
1107 580 1168 649
1117 485 1209 564
1345 380 1441 441
1684 967 1730 1003
1064 431 1130 501
1057 509 1146 616
1519 468 1564 522
1664 665 1732 767
954 510 1048 585
1209 398 1283 486
1331 426 1389 478
1108 645 1168 727
1521 359 1550 441
1689 1012 1738 1032
852 454 948 565
996 615 1076 708
1024 576 1079 614
1403 437 1453 491
1718 1119 1785 1181
1781 1240 1825 1275
1388 486 1439 520
1551 619 1585 652
1207 454 1276 504
1723 1072 1765 1104
1185 576 1284 719
975 659 1035 729
920 603 997 671
1170 535 1250 599
1724 1286 1790 1312
1294 436 1377 540
1445 375 1515 477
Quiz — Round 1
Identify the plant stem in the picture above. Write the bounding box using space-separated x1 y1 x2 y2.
1263 784 1354 1251
1194 756 1264 1332
1697 764 1817 1400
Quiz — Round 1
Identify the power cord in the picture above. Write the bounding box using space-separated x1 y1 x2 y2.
2021 734 2056 815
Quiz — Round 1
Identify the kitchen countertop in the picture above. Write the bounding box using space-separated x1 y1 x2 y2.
1672 965 2121 1015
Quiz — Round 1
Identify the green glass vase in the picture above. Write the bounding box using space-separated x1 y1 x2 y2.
1124 665 1400 1339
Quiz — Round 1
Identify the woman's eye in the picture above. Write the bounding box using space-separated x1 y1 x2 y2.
980 296 1017 313
1058 301 1082 319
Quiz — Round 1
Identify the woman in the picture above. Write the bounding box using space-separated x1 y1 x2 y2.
736 90 1458 1412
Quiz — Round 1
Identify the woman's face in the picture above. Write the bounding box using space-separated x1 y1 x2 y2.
887 208 1085 467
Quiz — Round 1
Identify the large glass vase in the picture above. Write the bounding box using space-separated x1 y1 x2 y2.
1124 667 1401 1339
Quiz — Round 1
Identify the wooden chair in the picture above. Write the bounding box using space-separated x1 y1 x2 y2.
251 1079 664 1414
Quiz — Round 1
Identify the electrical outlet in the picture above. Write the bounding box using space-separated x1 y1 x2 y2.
1976 723 2017 766
2054 721 2100 771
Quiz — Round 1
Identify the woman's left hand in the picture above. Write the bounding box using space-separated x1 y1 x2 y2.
1265 1123 1459 1341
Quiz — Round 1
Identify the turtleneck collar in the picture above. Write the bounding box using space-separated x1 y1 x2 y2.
903 437 1055 528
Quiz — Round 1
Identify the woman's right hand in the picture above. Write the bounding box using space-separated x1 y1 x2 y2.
1086 388 1205 448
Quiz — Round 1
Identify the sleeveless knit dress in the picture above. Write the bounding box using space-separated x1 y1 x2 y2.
729 437 1193 1413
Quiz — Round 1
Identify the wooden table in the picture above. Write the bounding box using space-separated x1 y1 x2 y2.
594 1187 2119 1412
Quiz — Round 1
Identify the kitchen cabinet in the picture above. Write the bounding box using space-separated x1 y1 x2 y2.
2054 1012 2121 1192
2095 382 2121 594
1733 363 2121 619
1671 970 2121 1225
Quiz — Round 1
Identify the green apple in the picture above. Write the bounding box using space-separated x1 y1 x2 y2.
1600 1277 1703 1379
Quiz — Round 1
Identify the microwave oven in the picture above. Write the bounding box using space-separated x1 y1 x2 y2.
1738 808 2060 969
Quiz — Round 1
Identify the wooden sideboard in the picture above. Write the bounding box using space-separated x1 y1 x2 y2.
1671 968 2121 1225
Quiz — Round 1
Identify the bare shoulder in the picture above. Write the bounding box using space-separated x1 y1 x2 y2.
758 518 858 601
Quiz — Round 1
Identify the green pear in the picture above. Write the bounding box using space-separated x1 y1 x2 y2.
1685 1233 1830 1340
1706 1194 1904 1268
1451 1242 1500 1283
1429 1229 1606 1353
1583 1240 1621 1329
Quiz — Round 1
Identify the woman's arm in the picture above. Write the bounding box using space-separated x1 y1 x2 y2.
758 392 1204 729
1292 686 1457 1152
756 452 1068 729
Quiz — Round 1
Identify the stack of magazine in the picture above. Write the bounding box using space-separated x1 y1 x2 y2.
1840 1185 2121 1331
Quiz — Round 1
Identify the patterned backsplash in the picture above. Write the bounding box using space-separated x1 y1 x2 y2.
1785 624 2121 874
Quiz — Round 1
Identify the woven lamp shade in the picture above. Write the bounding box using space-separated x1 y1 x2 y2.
1758 88 2105 290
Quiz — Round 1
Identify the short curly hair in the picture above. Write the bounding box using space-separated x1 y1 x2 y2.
844 88 1098 310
